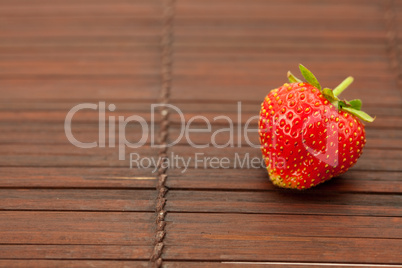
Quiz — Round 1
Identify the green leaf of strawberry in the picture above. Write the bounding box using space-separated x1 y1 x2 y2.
299 64 321 90
341 107 375 123
349 99 362 110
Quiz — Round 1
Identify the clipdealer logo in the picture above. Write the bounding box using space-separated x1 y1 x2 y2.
64 102 335 172
64 102 259 157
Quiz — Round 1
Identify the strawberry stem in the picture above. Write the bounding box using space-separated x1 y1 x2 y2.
333 76 354 97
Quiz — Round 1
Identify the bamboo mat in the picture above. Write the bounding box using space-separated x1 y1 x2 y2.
0 0 401 267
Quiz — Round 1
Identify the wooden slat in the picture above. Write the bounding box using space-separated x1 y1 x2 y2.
164 237 401 264
0 58 159 76
166 169 402 194
0 123 152 145
174 44 385 56
0 1 160 17
164 213 402 263
0 189 155 211
173 46 386 58
165 191 402 216
0 144 158 168
0 46 158 56
0 17 160 29
166 213 402 239
0 28 160 40
0 111 156 123
163 262 381 268
0 260 149 268
0 102 156 111
174 27 387 40
174 60 390 75
0 211 154 245
173 18 383 31
0 78 159 101
0 245 152 260
172 66 392 78
174 4 380 21
164 214 402 263
0 167 156 188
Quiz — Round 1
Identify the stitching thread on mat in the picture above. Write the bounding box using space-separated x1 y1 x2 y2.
385 0 401 90
150 0 174 267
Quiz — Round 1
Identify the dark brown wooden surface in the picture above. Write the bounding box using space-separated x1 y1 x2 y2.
0 0 401 267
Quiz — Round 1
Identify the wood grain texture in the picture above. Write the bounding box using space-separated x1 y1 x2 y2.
0 167 156 188
0 245 152 260
0 144 158 167
164 214 402 263
165 213 402 239
0 78 160 101
0 0 160 263
0 0 401 266
0 260 149 268
166 169 402 193
0 211 154 245
0 189 156 211
8 261 369 268
163 238 401 263
165 191 402 216
163 262 382 268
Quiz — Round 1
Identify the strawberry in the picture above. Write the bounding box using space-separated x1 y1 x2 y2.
259 64 375 190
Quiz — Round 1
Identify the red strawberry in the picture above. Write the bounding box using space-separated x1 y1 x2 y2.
259 64 375 189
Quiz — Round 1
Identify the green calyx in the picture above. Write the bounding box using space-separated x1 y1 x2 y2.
287 64 375 123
